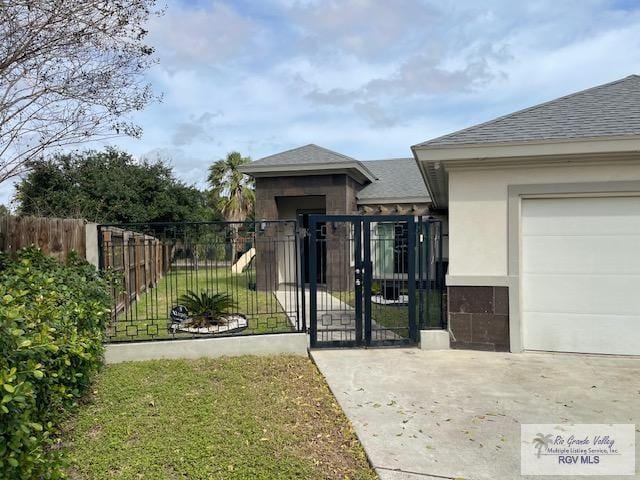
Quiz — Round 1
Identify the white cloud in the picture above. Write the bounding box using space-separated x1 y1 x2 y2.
147 2 259 68
353 101 399 128
171 111 222 146
287 0 442 60
3 0 640 207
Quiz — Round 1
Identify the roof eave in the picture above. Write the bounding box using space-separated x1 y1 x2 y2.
356 196 431 205
411 146 447 209
412 135 640 162
412 135 640 210
239 161 376 184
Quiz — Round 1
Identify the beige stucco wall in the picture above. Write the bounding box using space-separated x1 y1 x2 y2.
448 160 640 277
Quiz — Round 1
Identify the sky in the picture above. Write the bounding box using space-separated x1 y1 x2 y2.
4 0 640 206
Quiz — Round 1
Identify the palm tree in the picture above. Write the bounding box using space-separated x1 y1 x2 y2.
207 152 255 262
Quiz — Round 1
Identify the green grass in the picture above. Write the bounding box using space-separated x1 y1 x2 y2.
109 268 292 341
335 289 445 338
63 356 377 480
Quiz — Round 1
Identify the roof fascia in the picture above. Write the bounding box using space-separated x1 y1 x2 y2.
356 196 431 205
412 136 640 163
239 161 376 184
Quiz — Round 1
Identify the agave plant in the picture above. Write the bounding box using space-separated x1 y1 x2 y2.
178 290 236 327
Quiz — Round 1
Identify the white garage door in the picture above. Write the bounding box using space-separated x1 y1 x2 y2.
522 196 640 355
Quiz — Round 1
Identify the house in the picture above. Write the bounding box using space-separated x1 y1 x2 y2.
413 74 640 355
240 144 438 292
242 74 640 356
242 144 431 217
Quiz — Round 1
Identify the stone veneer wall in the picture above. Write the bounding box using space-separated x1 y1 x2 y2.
254 174 359 219
448 286 509 351
254 174 360 291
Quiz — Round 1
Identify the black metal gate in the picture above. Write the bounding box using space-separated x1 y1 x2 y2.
309 215 427 347
96 217 445 346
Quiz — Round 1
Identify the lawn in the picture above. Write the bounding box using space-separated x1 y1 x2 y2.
334 289 445 338
63 356 376 480
109 267 294 341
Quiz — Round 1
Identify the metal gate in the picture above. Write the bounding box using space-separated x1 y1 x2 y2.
309 215 423 348
96 217 445 346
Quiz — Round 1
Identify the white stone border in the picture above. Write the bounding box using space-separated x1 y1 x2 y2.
104 332 309 364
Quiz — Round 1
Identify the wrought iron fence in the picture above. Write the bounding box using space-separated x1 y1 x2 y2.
418 218 447 330
98 221 303 342
98 217 447 344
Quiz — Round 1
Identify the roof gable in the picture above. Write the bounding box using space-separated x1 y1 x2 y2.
242 146 430 204
250 144 358 166
415 75 640 148
240 144 376 183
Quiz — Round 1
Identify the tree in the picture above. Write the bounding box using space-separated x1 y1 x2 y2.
0 0 161 183
207 152 255 260
15 149 208 224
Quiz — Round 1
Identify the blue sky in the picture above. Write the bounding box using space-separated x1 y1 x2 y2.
4 0 640 205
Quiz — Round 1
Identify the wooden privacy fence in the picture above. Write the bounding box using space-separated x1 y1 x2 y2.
99 226 170 313
0 215 167 317
0 215 87 262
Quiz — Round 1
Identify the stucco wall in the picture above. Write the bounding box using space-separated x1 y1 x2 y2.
448 161 640 277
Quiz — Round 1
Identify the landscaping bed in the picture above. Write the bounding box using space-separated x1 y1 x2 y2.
63 356 377 480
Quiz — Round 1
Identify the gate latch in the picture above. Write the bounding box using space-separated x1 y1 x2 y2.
355 267 363 287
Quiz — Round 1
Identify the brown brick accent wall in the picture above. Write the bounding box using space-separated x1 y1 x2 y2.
448 286 509 351
255 174 360 219
254 174 361 290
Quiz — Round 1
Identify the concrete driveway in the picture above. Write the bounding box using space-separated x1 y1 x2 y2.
311 349 640 480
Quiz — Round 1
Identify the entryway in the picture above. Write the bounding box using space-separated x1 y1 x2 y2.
307 215 444 348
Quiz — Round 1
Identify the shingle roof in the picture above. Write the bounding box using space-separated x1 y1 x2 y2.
250 144 358 166
415 74 640 147
358 158 429 202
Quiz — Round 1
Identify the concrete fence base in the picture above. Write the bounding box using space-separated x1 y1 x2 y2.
420 330 451 350
104 333 309 364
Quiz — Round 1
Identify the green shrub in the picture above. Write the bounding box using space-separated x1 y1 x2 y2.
178 290 236 327
0 248 110 479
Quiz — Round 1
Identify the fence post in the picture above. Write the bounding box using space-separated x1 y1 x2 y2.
85 223 99 267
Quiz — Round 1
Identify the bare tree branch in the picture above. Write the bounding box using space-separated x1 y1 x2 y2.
0 0 162 183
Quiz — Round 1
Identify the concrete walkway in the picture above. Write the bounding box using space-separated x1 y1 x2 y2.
311 349 640 480
275 287 400 342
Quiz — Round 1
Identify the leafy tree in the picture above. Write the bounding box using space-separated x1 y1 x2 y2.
207 152 255 260
0 0 161 183
15 149 208 224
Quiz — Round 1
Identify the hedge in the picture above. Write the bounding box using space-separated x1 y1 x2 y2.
0 248 111 479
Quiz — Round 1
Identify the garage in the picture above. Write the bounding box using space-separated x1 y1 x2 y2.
521 196 640 355
413 75 640 353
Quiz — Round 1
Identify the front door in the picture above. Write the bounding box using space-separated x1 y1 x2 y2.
308 215 418 348
300 213 326 285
